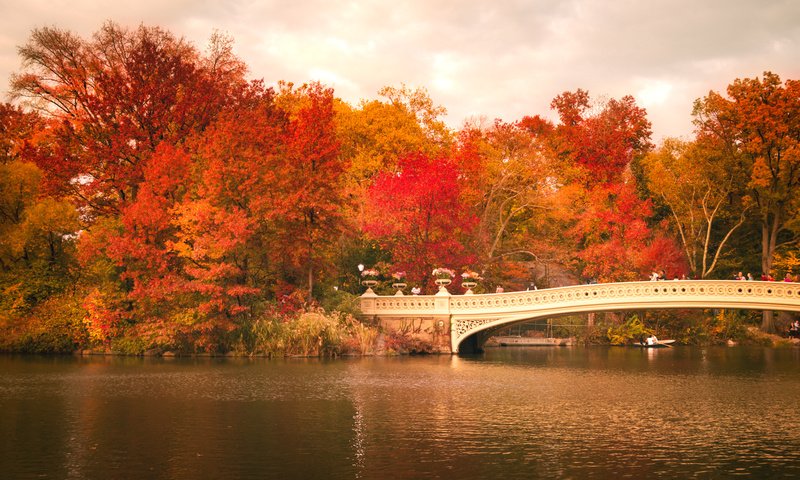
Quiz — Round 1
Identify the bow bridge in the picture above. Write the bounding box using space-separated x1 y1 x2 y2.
358 280 800 353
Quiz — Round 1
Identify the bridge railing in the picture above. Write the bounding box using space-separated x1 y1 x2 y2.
360 280 800 317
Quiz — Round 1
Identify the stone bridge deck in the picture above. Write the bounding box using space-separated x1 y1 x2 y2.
359 280 800 353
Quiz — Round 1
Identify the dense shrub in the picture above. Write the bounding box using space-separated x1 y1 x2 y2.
606 315 650 345
318 290 362 318
246 307 379 357
0 293 88 353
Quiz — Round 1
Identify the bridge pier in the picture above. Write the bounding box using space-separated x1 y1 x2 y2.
360 288 455 353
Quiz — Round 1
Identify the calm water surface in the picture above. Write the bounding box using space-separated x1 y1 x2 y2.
1 347 799 479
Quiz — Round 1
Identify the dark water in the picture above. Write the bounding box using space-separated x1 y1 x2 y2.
1 347 799 479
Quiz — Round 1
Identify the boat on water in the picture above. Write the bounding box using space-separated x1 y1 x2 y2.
494 335 573 346
636 339 675 348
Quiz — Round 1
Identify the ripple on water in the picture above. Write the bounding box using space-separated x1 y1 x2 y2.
1 348 799 479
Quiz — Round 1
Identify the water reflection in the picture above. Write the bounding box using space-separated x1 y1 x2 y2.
1 348 799 479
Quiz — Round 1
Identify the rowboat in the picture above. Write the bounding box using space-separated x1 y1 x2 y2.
637 339 675 348
496 336 573 346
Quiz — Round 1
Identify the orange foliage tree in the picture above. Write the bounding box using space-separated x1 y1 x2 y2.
568 181 687 282
694 71 800 331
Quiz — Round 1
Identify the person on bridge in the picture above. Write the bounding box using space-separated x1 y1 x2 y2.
495 285 504 293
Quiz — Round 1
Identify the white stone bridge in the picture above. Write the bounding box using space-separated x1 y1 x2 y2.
358 280 800 353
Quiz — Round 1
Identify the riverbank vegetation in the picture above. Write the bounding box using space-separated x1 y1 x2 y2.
1 23 798 355
496 310 798 349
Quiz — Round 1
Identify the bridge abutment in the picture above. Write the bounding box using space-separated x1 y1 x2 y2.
368 315 452 353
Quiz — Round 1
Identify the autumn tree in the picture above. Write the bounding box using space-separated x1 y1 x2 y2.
9 23 253 349
333 86 453 290
274 82 346 300
363 151 478 290
455 120 557 272
335 85 449 184
174 85 283 305
694 72 800 331
169 82 345 308
550 89 652 185
640 137 750 278
10 22 245 215
0 103 42 165
566 180 686 282
533 90 668 282
0 160 79 313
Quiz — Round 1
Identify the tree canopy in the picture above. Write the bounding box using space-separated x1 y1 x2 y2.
1 22 796 351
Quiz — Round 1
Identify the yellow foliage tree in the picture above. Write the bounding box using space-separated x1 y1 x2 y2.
640 137 750 278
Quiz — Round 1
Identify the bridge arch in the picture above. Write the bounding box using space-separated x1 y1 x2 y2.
358 280 800 354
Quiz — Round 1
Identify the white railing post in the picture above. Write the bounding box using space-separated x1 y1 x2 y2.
433 289 451 315
359 289 378 316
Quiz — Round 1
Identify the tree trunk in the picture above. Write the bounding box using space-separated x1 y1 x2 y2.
308 209 316 302
307 237 314 302
760 221 775 332
761 310 775 333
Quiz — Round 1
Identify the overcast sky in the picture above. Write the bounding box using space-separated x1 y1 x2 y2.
1 0 798 142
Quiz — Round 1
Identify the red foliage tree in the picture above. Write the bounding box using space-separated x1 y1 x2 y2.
364 151 478 289
278 83 346 299
11 23 245 214
569 181 686 282
551 89 652 184
0 103 43 166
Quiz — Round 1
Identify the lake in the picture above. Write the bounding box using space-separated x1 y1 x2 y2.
2 346 799 479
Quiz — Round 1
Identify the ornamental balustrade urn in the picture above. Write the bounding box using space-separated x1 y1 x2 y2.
392 282 407 295
361 279 378 294
461 280 477 295
432 268 455 294
360 268 380 294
